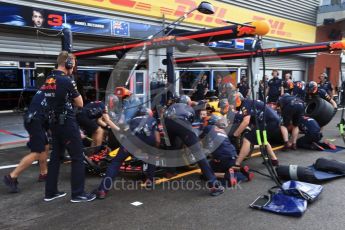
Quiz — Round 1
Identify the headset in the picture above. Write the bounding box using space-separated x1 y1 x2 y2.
65 56 74 70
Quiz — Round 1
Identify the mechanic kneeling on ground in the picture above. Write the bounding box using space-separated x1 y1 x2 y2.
201 115 254 186
278 93 305 151
297 116 335 151
164 95 225 196
94 107 159 199
77 100 120 146
232 93 279 167
3 90 49 193
216 98 244 152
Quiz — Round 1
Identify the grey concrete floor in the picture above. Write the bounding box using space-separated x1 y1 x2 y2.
0 112 345 230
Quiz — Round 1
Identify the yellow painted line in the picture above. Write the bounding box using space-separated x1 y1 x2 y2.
250 145 284 158
141 145 285 187
141 169 202 187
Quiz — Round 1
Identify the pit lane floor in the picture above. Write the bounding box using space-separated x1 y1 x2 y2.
1 112 345 230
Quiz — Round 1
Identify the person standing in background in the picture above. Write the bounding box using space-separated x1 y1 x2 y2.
194 74 209 101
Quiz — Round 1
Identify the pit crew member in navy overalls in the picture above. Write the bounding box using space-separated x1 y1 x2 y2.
43 51 96 203
77 101 120 146
232 94 280 167
3 90 49 193
94 107 159 199
278 93 305 151
266 70 283 103
164 95 225 196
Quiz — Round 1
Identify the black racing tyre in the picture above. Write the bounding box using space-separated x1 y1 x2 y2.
306 98 334 127
275 165 318 183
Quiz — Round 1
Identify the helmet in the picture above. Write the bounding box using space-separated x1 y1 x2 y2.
234 92 244 108
137 106 153 117
115 87 132 98
178 95 191 105
218 99 229 109
224 82 234 89
295 81 305 90
106 94 119 111
306 81 318 94
208 114 227 129
286 79 294 89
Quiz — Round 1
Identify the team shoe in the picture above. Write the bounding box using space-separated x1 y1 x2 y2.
3 175 19 193
208 181 225 196
93 189 107 199
310 142 325 151
38 174 47 182
70 192 96 203
320 140 337 150
44 191 67 202
241 165 255 181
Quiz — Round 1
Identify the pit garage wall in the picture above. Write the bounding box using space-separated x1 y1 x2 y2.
310 20 344 87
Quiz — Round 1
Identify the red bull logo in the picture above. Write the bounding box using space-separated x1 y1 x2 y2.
41 85 56 90
236 25 256 37
45 78 56 84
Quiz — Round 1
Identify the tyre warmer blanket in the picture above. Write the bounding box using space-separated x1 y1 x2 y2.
250 181 323 217
275 158 345 183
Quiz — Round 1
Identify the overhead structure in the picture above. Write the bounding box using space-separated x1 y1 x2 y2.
173 40 345 64
73 21 270 58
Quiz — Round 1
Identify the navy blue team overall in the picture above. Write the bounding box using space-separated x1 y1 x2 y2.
293 81 306 100
305 88 332 103
194 80 208 101
297 116 322 149
278 95 305 127
43 70 85 198
282 80 293 95
258 80 268 101
122 95 141 123
202 125 237 172
77 101 106 136
237 82 250 98
98 114 157 192
164 103 217 185
239 100 281 144
318 81 333 96
24 90 48 153
267 78 282 103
